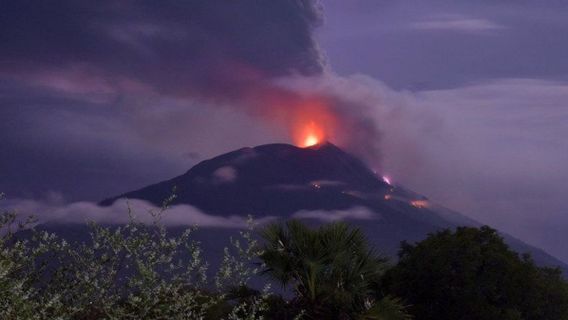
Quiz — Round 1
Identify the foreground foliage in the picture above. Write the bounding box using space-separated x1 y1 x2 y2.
1 194 267 320
1 193 410 320
3 191 568 319
260 220 411 320
384 226 568 320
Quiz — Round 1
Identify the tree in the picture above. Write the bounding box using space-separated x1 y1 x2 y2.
260 220 411 320
383 226 568 320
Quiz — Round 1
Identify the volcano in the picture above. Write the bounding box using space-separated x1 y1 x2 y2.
100 142 568 271
102 142 389 216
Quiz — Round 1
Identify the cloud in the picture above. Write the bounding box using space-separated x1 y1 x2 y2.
1 1 324 97
212 166 238 183
411 15 506 34
292 206 377 222
320 1 568 90
2 197 276 228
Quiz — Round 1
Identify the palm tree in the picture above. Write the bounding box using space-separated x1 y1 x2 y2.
259 220 411 319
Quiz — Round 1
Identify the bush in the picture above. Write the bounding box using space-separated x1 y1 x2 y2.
383 226 568 320
0 194 270 320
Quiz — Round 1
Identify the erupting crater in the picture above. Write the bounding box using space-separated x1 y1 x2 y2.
303 134 320 147
295 121 327 148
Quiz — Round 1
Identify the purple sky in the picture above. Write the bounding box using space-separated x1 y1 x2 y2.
1 1 568 262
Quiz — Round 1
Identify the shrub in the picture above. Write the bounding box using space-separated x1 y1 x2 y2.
0 193 270 319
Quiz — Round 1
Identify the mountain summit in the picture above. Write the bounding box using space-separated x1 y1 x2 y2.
101 142 390 216
101 142 568 272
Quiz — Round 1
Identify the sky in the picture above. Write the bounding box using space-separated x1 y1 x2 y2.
1 1 568 262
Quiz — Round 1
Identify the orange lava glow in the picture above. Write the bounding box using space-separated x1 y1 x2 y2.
304 134 319 147
410 200 429 208
243 89 337 148
290 99 336 148
299 121 325 147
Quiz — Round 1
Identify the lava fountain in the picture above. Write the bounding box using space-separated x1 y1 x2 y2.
299 121 324 147
290 99 337 148
303 134 320 147
246 89 339 148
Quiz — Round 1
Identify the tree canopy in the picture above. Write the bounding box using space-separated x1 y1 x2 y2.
383 226 568 320
260 220 411 320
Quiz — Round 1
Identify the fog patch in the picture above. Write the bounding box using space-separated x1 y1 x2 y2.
212 166 238 184
292 206 377 222
2 197 276 228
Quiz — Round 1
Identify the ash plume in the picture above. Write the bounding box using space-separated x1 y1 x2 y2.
0 0 405 208
1 0 386 170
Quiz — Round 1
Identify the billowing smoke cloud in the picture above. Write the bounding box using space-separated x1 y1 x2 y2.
1 0 324 97
1 0 386 166
1 0 389 201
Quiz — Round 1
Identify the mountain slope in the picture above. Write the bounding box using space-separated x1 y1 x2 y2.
102 142 389 216
101 142 568 273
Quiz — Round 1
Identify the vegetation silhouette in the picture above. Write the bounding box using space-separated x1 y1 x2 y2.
260 220 411 319
384 226 568 320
